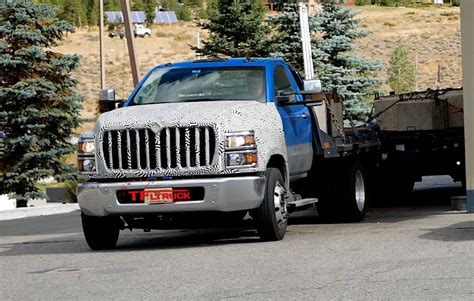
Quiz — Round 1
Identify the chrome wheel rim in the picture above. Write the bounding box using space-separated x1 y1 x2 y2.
355 170 366 212
274 181 288 228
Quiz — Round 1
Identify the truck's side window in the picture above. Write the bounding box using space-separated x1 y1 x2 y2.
274 65 295 96
289 66 304 91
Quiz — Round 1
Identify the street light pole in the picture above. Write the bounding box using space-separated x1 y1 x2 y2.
99 0 105 89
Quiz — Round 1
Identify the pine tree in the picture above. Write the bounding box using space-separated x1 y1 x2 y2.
315 0 382 120
387 42 416 94
194 0 275 58
0 1 83 205
105 0 121 11
144 0 157 25
162 0 178 10
60 0 86 27
85 0 99 27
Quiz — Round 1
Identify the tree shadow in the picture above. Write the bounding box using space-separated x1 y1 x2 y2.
419 221 474 242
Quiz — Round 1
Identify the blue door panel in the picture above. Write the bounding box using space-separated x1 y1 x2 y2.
271 63 313 175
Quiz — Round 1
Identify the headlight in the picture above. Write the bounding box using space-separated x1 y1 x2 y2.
78 136 96 174
78 158 96 172
78 141 96 154
225 131 256 150
226 151 258 168
225 130 257 169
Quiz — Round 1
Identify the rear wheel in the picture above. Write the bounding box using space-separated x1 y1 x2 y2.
254 168 288 241
317 160 369 222
81 212 120 250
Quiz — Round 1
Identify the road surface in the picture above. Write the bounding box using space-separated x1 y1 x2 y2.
1 177 473 300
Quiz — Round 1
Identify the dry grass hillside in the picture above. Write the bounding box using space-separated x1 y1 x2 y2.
52 6 462 132
356 6 462 91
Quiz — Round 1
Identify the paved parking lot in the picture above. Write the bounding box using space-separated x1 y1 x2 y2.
0 177 473 300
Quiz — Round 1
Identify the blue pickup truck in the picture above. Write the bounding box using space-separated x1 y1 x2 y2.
77 58 380 250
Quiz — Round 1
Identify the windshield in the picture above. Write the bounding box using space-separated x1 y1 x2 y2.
131 67 266 105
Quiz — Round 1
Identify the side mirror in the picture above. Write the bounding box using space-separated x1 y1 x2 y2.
98 89 123 113
276 94 296 105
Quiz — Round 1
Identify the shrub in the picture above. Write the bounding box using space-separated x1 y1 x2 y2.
355 0 373 5
176 6 192 21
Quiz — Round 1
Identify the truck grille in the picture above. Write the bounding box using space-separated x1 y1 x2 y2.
102 127 216 171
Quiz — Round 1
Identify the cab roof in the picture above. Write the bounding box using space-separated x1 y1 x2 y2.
153 58 285 71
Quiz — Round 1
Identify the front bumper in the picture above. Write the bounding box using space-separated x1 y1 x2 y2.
78 176 266 217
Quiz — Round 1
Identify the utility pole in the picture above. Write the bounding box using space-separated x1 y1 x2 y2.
196 31 201 57
99 0 105 89
121 0 140 87
415 52 418 91
436 64 441 90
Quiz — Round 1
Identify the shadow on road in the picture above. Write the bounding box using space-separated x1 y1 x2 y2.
373 182 464 208
419 221 474 242
0 223 264 257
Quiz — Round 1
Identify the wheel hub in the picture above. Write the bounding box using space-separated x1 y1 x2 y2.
273 181 288 228
355 170 366 212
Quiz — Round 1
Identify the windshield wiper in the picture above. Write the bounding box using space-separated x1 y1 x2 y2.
179 98 221 102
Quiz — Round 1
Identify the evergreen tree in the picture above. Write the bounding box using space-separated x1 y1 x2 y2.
132 0 146 10
105 0 121 11
144 0 157 25
0 1 83 205
60 0 86 27
85 0 99 27
162 0 178 10
194 0 275 58
315 0 382 120
387 42 416 94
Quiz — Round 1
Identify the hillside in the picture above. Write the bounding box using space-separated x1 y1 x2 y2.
52 6 462 132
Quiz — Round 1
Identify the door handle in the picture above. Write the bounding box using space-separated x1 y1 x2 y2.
300 112 309 119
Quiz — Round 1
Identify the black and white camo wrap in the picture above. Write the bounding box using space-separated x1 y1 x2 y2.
87 101 288 181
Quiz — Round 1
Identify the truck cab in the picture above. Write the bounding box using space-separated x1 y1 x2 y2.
78 58 375 250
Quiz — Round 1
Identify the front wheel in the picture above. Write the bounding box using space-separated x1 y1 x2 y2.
253 168 288 241
81 212 121 250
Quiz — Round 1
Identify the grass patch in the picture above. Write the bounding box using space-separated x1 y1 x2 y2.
440 11 457 17
383 21 396 27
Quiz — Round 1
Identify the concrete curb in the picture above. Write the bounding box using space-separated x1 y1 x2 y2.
0 204 80 221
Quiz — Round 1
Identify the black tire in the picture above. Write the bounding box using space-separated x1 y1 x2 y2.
81 212 120 250
317 160 370 222
254 168 288 241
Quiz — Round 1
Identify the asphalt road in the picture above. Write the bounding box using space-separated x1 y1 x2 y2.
1 177 473 300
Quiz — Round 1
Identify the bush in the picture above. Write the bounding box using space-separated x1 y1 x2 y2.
356 0 373 5
176 6 192 21
452 0 460 6
64 180 79 203
197 8 208 19
378 0 397 6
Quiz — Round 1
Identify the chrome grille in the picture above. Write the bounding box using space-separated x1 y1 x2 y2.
102 127 215 171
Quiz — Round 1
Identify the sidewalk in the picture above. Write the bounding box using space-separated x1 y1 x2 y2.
0 197 79 221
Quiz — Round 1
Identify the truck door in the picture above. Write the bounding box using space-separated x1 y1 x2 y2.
273 64 313 175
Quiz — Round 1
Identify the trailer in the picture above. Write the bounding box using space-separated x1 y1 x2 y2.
372 88 465 197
